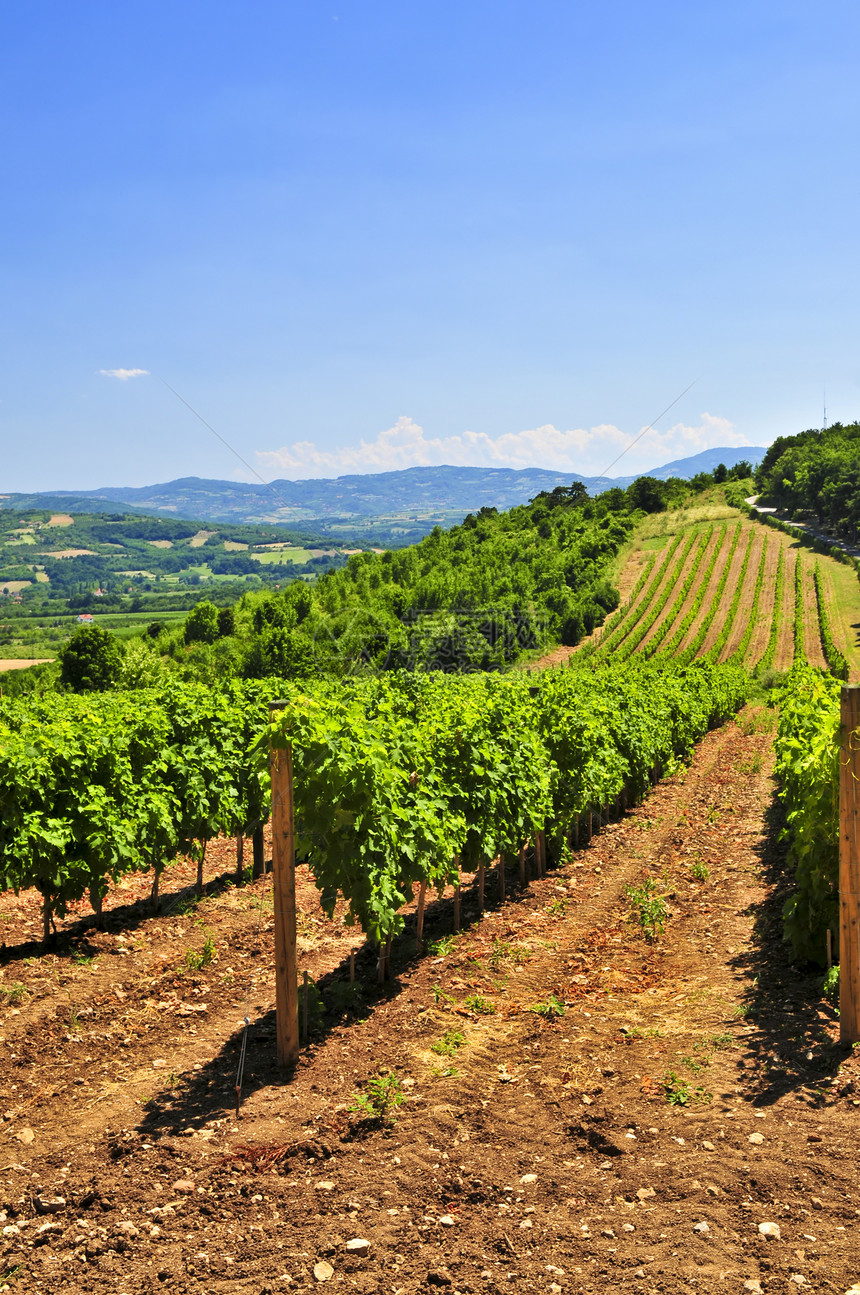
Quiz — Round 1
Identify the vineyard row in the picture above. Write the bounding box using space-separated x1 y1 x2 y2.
0 661 747 942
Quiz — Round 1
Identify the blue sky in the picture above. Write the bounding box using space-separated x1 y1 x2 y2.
1 1 858 490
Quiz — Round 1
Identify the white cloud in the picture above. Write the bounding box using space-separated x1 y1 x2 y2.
99 368 150 380
255 412 755 480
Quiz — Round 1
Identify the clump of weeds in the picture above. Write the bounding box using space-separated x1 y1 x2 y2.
662 1071 712 1106
430 1029 465 1057
348 1073 404 1124
625 877 669 942
464 994 496 1015
529 993 566 1020
182 932 215 973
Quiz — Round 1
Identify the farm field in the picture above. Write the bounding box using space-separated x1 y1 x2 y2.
1 705 858 1293
535 504 860 679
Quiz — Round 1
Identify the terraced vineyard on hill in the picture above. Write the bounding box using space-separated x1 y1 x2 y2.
568 503 860 679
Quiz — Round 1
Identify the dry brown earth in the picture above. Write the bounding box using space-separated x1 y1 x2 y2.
2 708 858 1294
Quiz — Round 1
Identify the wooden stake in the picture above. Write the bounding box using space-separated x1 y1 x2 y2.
588 811 593 839
270 706 299 1069
236 834 244 885
416 880 427 945
349 950 355 984
478 864 485 914
538 831 546 877
454 882 461 933
519 842 526 888
840 683 860 1043
498 855 505 902
252 825 265 880
302 970 310 1045
150 869 160 915
573 818 579 849
196 841 205 898
385 932 393 980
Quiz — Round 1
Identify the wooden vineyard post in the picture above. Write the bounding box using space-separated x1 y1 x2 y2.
416 880 427 946
498 854 506 901
478 864 485 914
269 703 299 1069
840 684 860 1044
519 842 526 888
453 878 461 932
236 834 245 885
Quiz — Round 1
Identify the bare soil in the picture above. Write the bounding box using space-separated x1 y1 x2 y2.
675 526 737 657
700 527 754 657
773 550 798 672
0 659 53 673
637 531 706 654
2 708 858 1295
743 535 779 669
720 531 765 662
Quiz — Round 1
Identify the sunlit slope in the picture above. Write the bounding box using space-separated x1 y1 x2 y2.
578 498 860 678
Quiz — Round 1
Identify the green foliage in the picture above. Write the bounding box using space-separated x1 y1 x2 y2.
184 601 220 645
0 981 27 1005
688 858 709 881
348 1072 404 1122
529 993 566 1018
755 422 860 544
183 933 215 972
706 528 754 662
0 659 747 944
464 994 496 1015
59 625 124 692
813 564 849 680
757 546 786 672
773 664 840 964
729 533 769 665
794 555 806 665
821 964 839 1007
676 523 742 664
625 877 669 941
661 1071 712 1105
430 1029 465 1057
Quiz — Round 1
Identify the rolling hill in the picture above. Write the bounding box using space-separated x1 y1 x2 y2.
0 448 765 526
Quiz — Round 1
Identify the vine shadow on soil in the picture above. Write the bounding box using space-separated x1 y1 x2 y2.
0 866 260 969
131 873 509 1143
729 792 848 1109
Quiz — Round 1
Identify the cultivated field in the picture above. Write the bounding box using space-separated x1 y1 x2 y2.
1 707 857 1293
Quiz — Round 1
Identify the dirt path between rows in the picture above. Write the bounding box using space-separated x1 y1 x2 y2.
676 524 736 657
720 530 764 662
700 526 754 657
2 705 857 1295
743 534 778 669
637 531 706 655
773 549 798 672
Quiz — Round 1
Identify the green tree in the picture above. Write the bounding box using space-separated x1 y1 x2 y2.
184 600 219 644
60 626 123 692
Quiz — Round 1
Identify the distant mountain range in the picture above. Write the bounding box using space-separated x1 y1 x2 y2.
0 447 765 526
